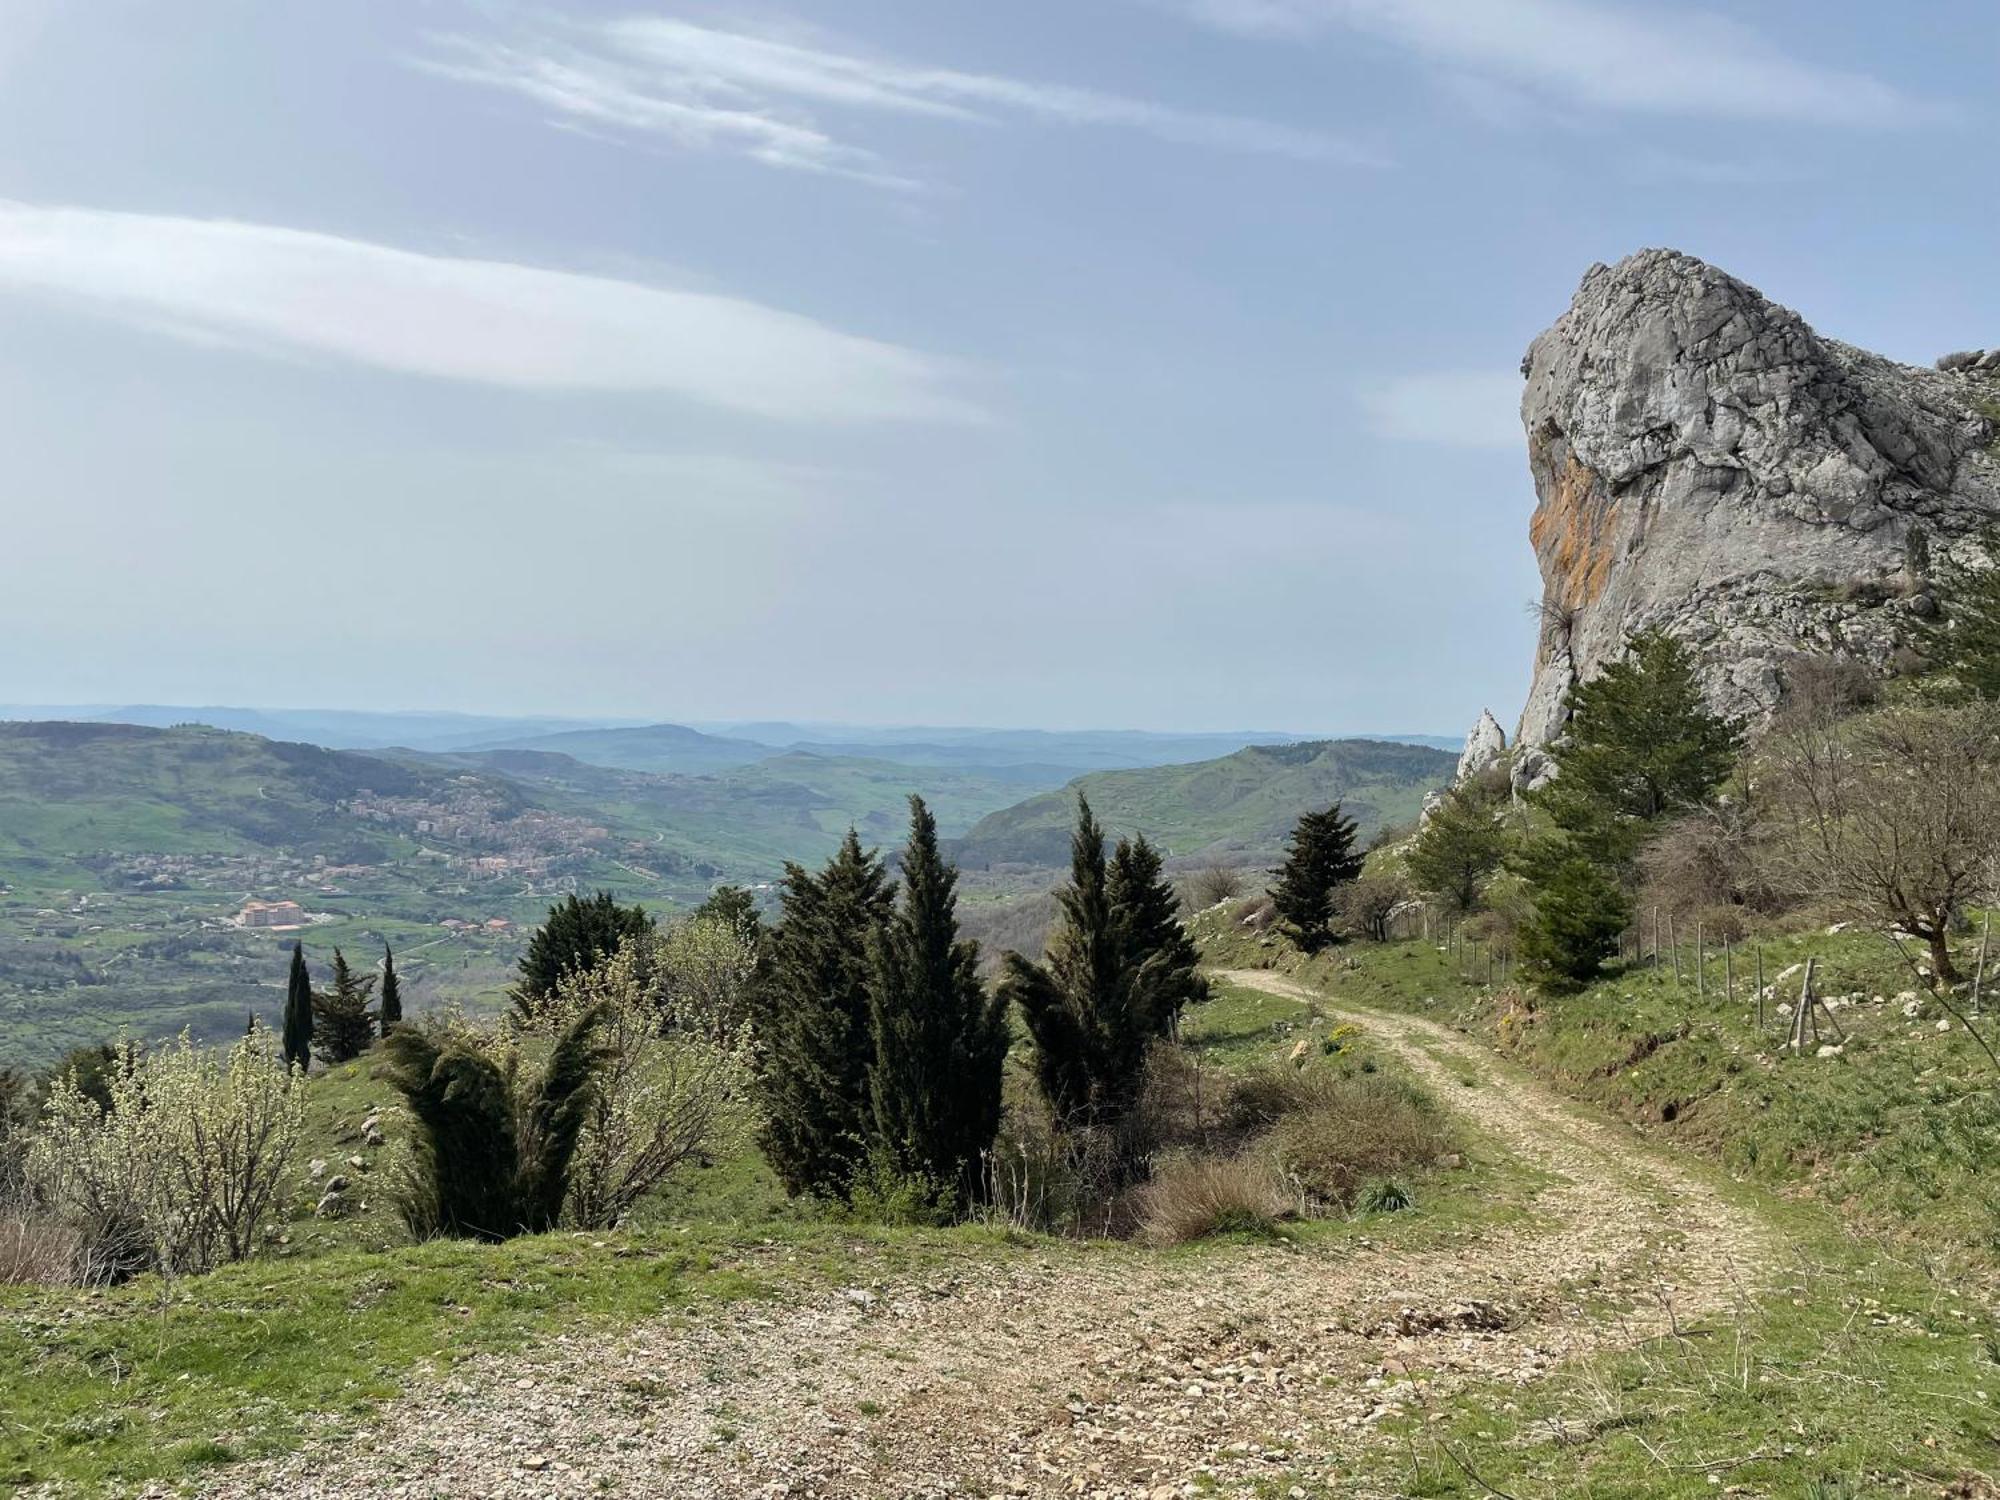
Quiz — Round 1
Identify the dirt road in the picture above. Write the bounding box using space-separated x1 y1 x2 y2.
206 970 1772 1499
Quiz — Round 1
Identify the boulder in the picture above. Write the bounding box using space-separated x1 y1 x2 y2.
1512 250 2000 756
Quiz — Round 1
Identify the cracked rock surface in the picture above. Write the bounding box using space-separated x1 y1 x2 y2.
1514 248 2000 756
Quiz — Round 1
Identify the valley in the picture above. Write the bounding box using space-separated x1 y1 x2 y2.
0 718 1452 1065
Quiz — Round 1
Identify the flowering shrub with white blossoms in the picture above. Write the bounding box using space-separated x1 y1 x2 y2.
28 1022 307 1277
520 922 760 1230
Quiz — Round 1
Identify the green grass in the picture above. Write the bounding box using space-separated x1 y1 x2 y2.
1199 907 2000 1277
1202 913 2000 1495
953 738 1453 867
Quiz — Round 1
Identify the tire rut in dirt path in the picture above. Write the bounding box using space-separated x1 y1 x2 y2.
199 974 1777 1500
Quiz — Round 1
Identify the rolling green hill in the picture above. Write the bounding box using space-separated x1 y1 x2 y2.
949 738 1456 869
0 726 1073 1064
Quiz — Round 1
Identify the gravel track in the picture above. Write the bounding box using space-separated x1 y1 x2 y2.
196 970 1773 1499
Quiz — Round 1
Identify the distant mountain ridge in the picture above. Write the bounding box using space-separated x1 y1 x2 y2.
950 738 1456 870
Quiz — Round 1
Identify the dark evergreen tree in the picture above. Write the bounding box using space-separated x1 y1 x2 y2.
866 797 1010 1207
1271 804 1364 952
1920 524 2000 700
1001 802 1201 1133
1535 629 1740 865
694 885 765 947
512 891 655 1019
312 947 377 1065
49 1042 118 1114
1107 832 1209 1021
381 1004 608 1241
282 944 314 1072
1406 787 1506 914
1516 854 1632 992
378 945 404 1031
756 831 895 1198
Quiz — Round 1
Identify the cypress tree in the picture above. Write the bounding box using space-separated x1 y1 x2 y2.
1107 832 1208 1022
866 797 1010 1208
512 891 655 1020
313 948 378 1065
756 831 895 1198
1272 804 1364 952
378 945 404 1031
282 944 314 1072
1002 802 1207 1133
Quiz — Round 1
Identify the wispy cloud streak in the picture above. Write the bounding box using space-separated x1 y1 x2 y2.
1172 0 1926 127
421 14 1381 184
0 203 977 423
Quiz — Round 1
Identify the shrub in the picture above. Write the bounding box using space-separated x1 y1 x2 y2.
0 1200 84 1286
26 1025 307 1277
1268 1074 1454 1209
1132 1154 1290 1245
1357 1178 1416 1214
383 1005 609 1241
1187 863 1247 909
526 939 758 1230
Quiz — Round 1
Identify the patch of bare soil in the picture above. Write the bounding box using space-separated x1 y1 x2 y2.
195 971 1772 1499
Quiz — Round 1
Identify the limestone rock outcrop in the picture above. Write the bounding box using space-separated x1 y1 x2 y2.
1455 709 1507 781
1512 249 2000 758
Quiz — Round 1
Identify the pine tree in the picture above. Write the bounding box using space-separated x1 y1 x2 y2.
378 945 404 1031
1536 629 1740 865
756 831 895 1199
1002 801 1204 1133
282 944 314 1072
512 891 655 1020
1517 854 1632 992
1406 787 1506 914
866 797 1010 1208
1271 804 1364 952
312 947 378 1065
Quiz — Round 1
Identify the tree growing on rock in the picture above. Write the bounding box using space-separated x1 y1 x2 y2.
1535 629 1740 866
1272 804 1364 952
866 797 1010 1208
1919 524 2000 701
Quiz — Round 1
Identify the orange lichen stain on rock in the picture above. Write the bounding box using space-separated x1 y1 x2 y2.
1528 456 1619 610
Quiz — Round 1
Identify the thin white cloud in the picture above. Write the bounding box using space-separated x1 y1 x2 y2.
421 15 1381 184
0 203 976 423
1171 0 1926 127
1361 371 1521 449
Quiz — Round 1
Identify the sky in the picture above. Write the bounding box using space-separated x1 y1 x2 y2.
1 1 1994 734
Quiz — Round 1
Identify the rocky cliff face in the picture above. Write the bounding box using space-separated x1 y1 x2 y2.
1511 249 2000 773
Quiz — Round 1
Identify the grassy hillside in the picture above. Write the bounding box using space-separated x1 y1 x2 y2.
952 738 1455 869
0 727 1090 1064
1197 904 2000 1277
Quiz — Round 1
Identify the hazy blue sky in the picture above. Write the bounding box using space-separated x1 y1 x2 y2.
2 1 1993 732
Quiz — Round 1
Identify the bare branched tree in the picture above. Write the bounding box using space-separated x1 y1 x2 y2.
1756 701 2000 986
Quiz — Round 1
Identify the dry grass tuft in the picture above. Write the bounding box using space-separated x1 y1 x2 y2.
1132 1154 1291 1246
0 1203 83 1285
1268 1074 1456 1209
